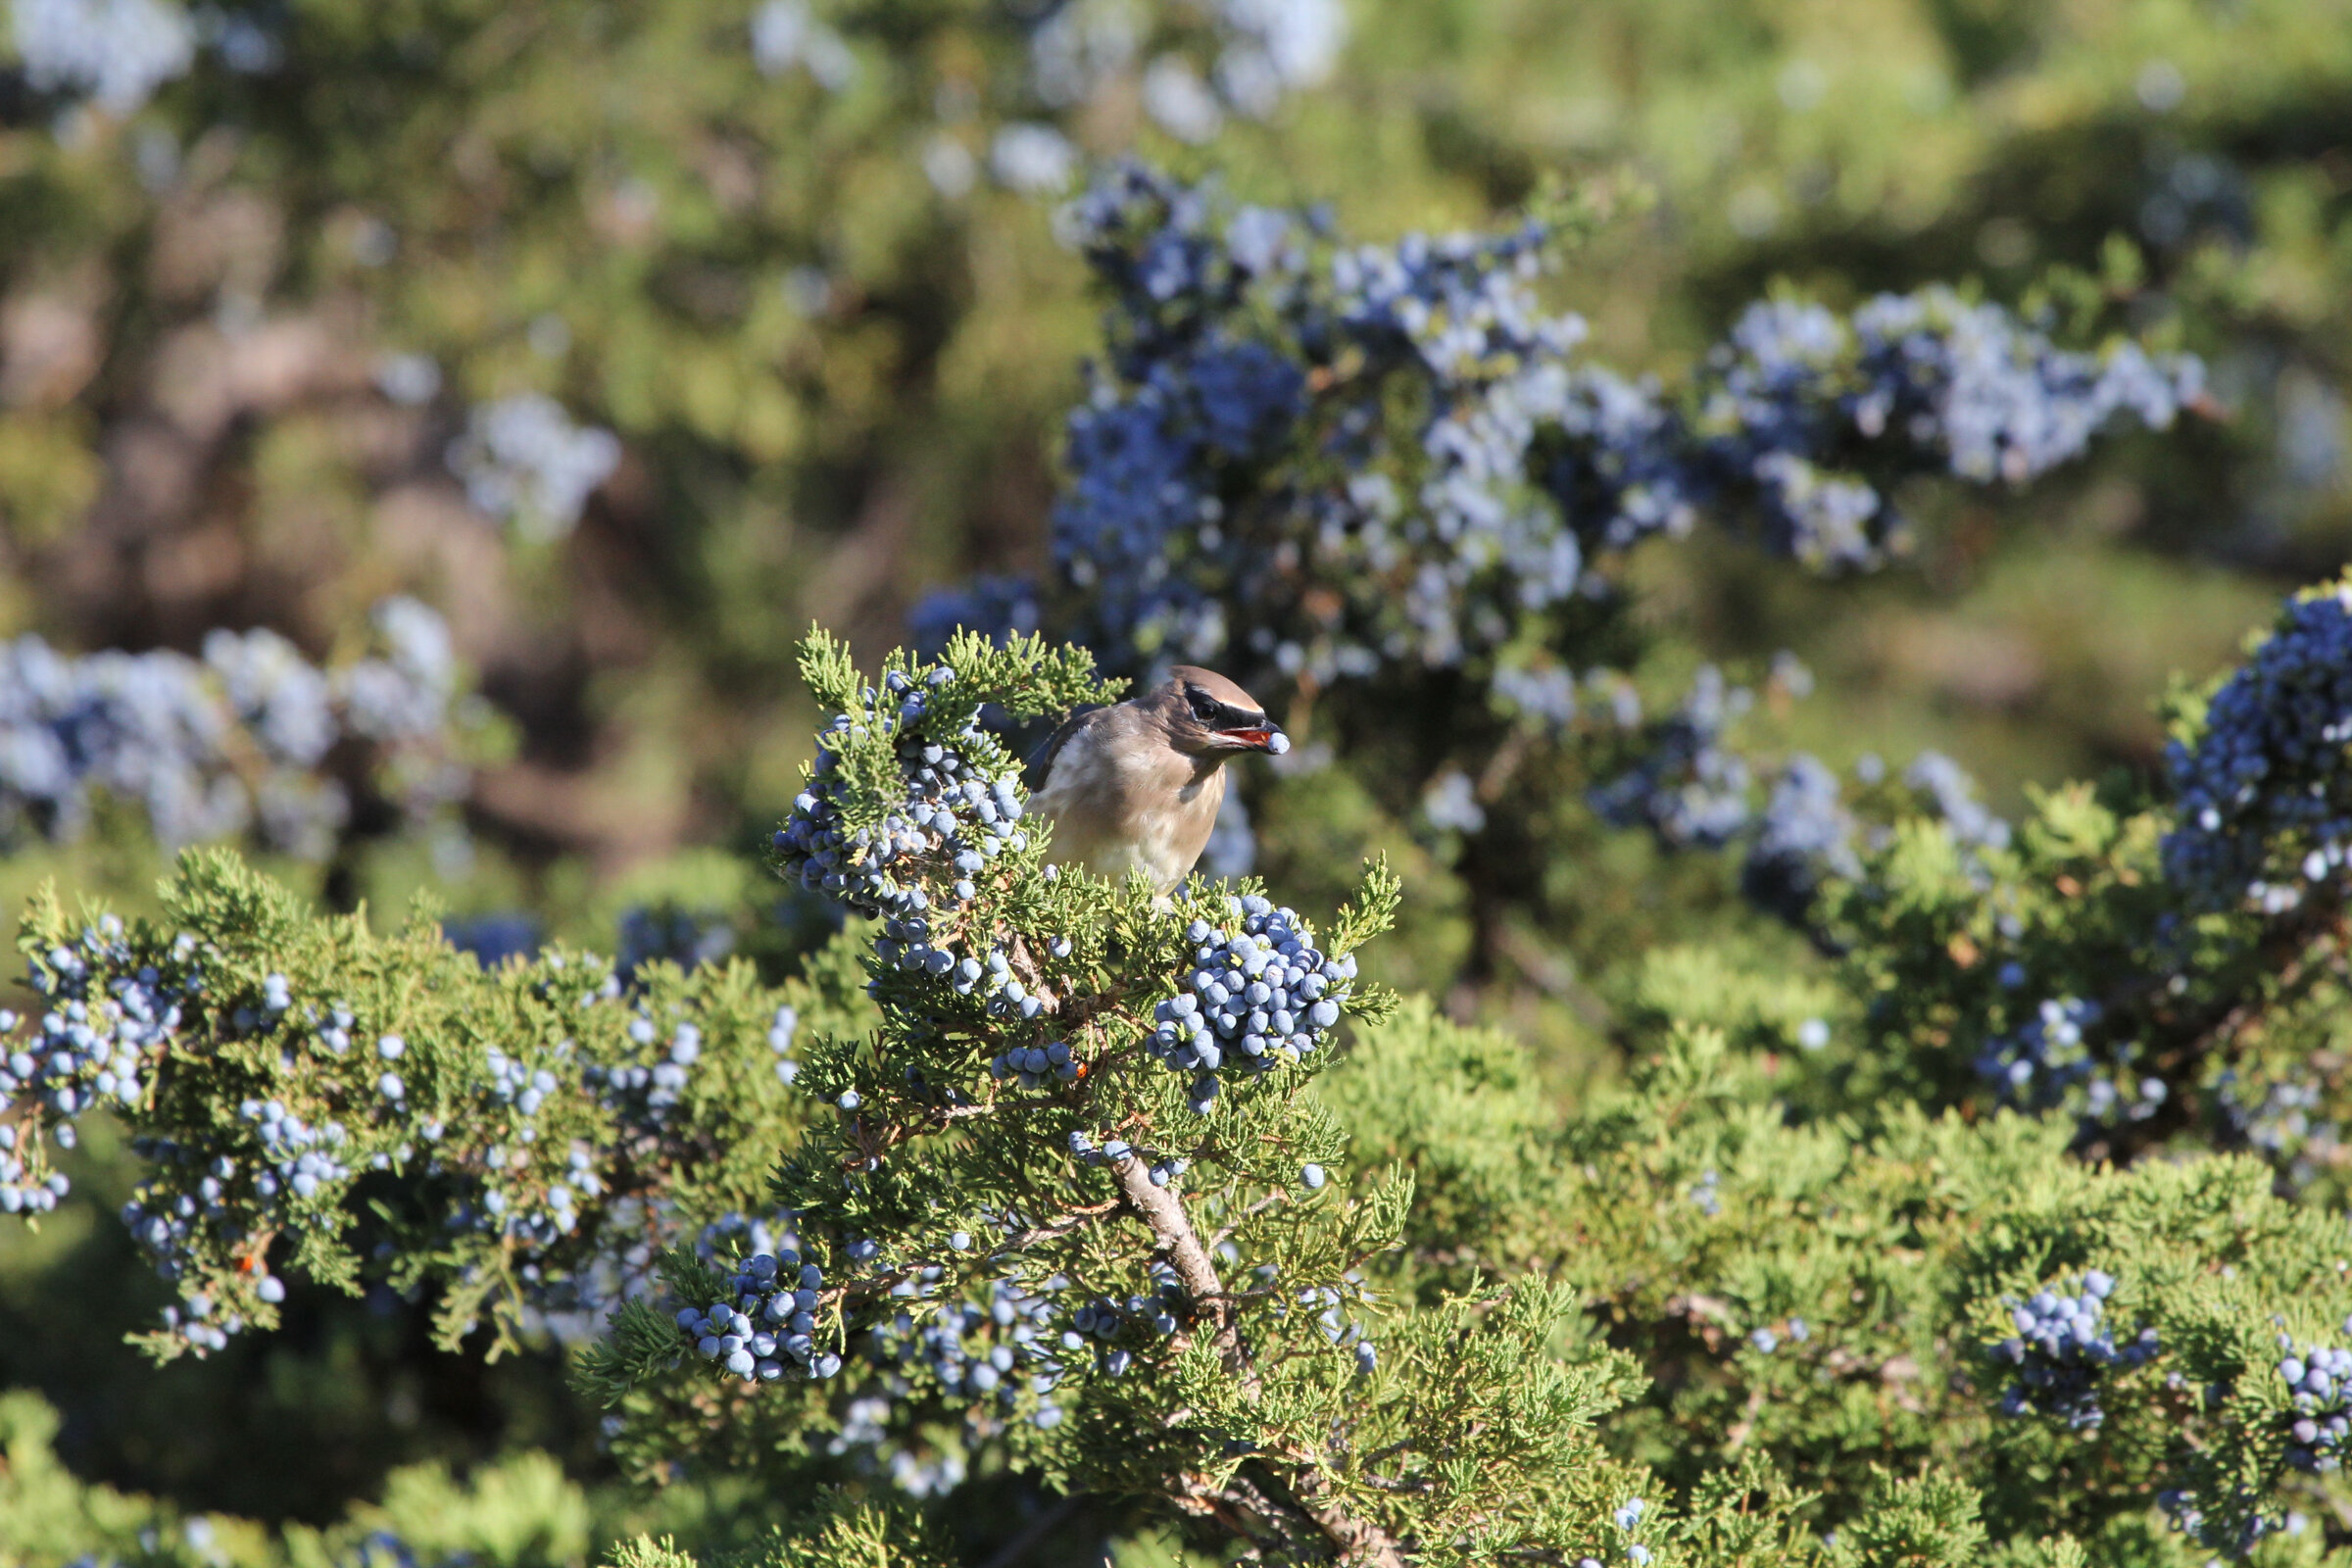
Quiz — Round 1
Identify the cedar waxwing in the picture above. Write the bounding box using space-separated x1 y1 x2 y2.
1026 666 1287 893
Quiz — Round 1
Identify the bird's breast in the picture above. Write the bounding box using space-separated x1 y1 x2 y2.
1126 766 1224 891
1030 732 1225 893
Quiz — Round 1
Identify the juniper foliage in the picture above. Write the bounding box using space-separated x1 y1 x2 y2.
1 600 2350 1564
913 167 2212 965
585 632 1654 1563
0 846 866 1357
956 164 2204 688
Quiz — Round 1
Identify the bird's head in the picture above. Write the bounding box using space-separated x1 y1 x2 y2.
1153 666 1289 760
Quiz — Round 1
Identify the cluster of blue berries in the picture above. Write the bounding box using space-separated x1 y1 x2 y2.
1066 1273 1187 1378
1853 291 2201 481
1700 290 2204 568
0 1120 65 1217
1987 1271 2156 1431
990 1037 1081 1089
1146 896 1353 1101
2157 1488 2277 1560
1580 662 2022 930
84 969 375 1351
869 1277 1073 1425
1022 0 1346 148
0 598 474 861
774 667 1028 917
0 915 194 1212
876 921 1006 1001
1972 997 2169 1129
830 1394 967 1496
1571 656 2032 929
523 1193 670 1344
2274 1324 2352 1473
2163 585 2352 913
794 1265 1095 1485
457 1127 601 1251
154 1293 242 1355
1059 166 1591 677
485 1045 564 1120
1066 1130 1192 1189
918 165 2201 692
1035 170 1320 662
2217 1072 2338 1192
1331 220 1562 374
1590 667 1756 851
117 1148 290 1354
676 1249 845 1383
524 1146 599 1243
953 938 1073 1018
583 1013 703 1129
524 1206 796 1347
403 977 809 1335
448 393 622 543
241 1095 351 1205
2082 1069 2168 1128
1740 754 1861 922
0 890 847 1367
1974 998 2100 1111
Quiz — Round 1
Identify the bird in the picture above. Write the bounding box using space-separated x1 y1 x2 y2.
1024 665 1288 894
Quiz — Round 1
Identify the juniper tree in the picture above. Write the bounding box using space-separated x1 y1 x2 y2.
4 174 2351 1563
1755 578 2352 1195
579 629 1646 1565
0 168 2348 1568
9 4 2352 1563
7 596 2352 1565
911 164 2214 1011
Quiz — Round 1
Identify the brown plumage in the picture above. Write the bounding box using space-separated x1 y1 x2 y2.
1025 665 1286 893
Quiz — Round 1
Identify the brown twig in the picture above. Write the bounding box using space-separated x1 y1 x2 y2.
1111 1153 1408 1567
1115 1152 1250 1376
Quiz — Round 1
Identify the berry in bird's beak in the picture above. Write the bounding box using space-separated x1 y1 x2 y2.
1219 726 1288 755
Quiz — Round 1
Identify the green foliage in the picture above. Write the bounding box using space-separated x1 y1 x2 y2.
11 603 2352 1564
601 637 1649 1561
0 1387 610 1568
361 1454 592 1568
7 0 2352 1552
0 1390 180 1568
605 1498 954 1568
569 628 2352 1565
7 848 867 1357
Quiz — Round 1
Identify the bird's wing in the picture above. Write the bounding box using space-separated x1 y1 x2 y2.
1025 704 1106 793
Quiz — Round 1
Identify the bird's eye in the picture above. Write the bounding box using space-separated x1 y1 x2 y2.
1187 691 1218 722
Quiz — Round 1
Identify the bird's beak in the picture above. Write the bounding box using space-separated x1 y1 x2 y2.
1217 724 1289 756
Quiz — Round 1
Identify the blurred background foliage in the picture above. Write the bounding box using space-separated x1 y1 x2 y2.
0 0 2348 1560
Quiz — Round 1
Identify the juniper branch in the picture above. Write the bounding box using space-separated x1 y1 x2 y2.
1112 1151 1408 1567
